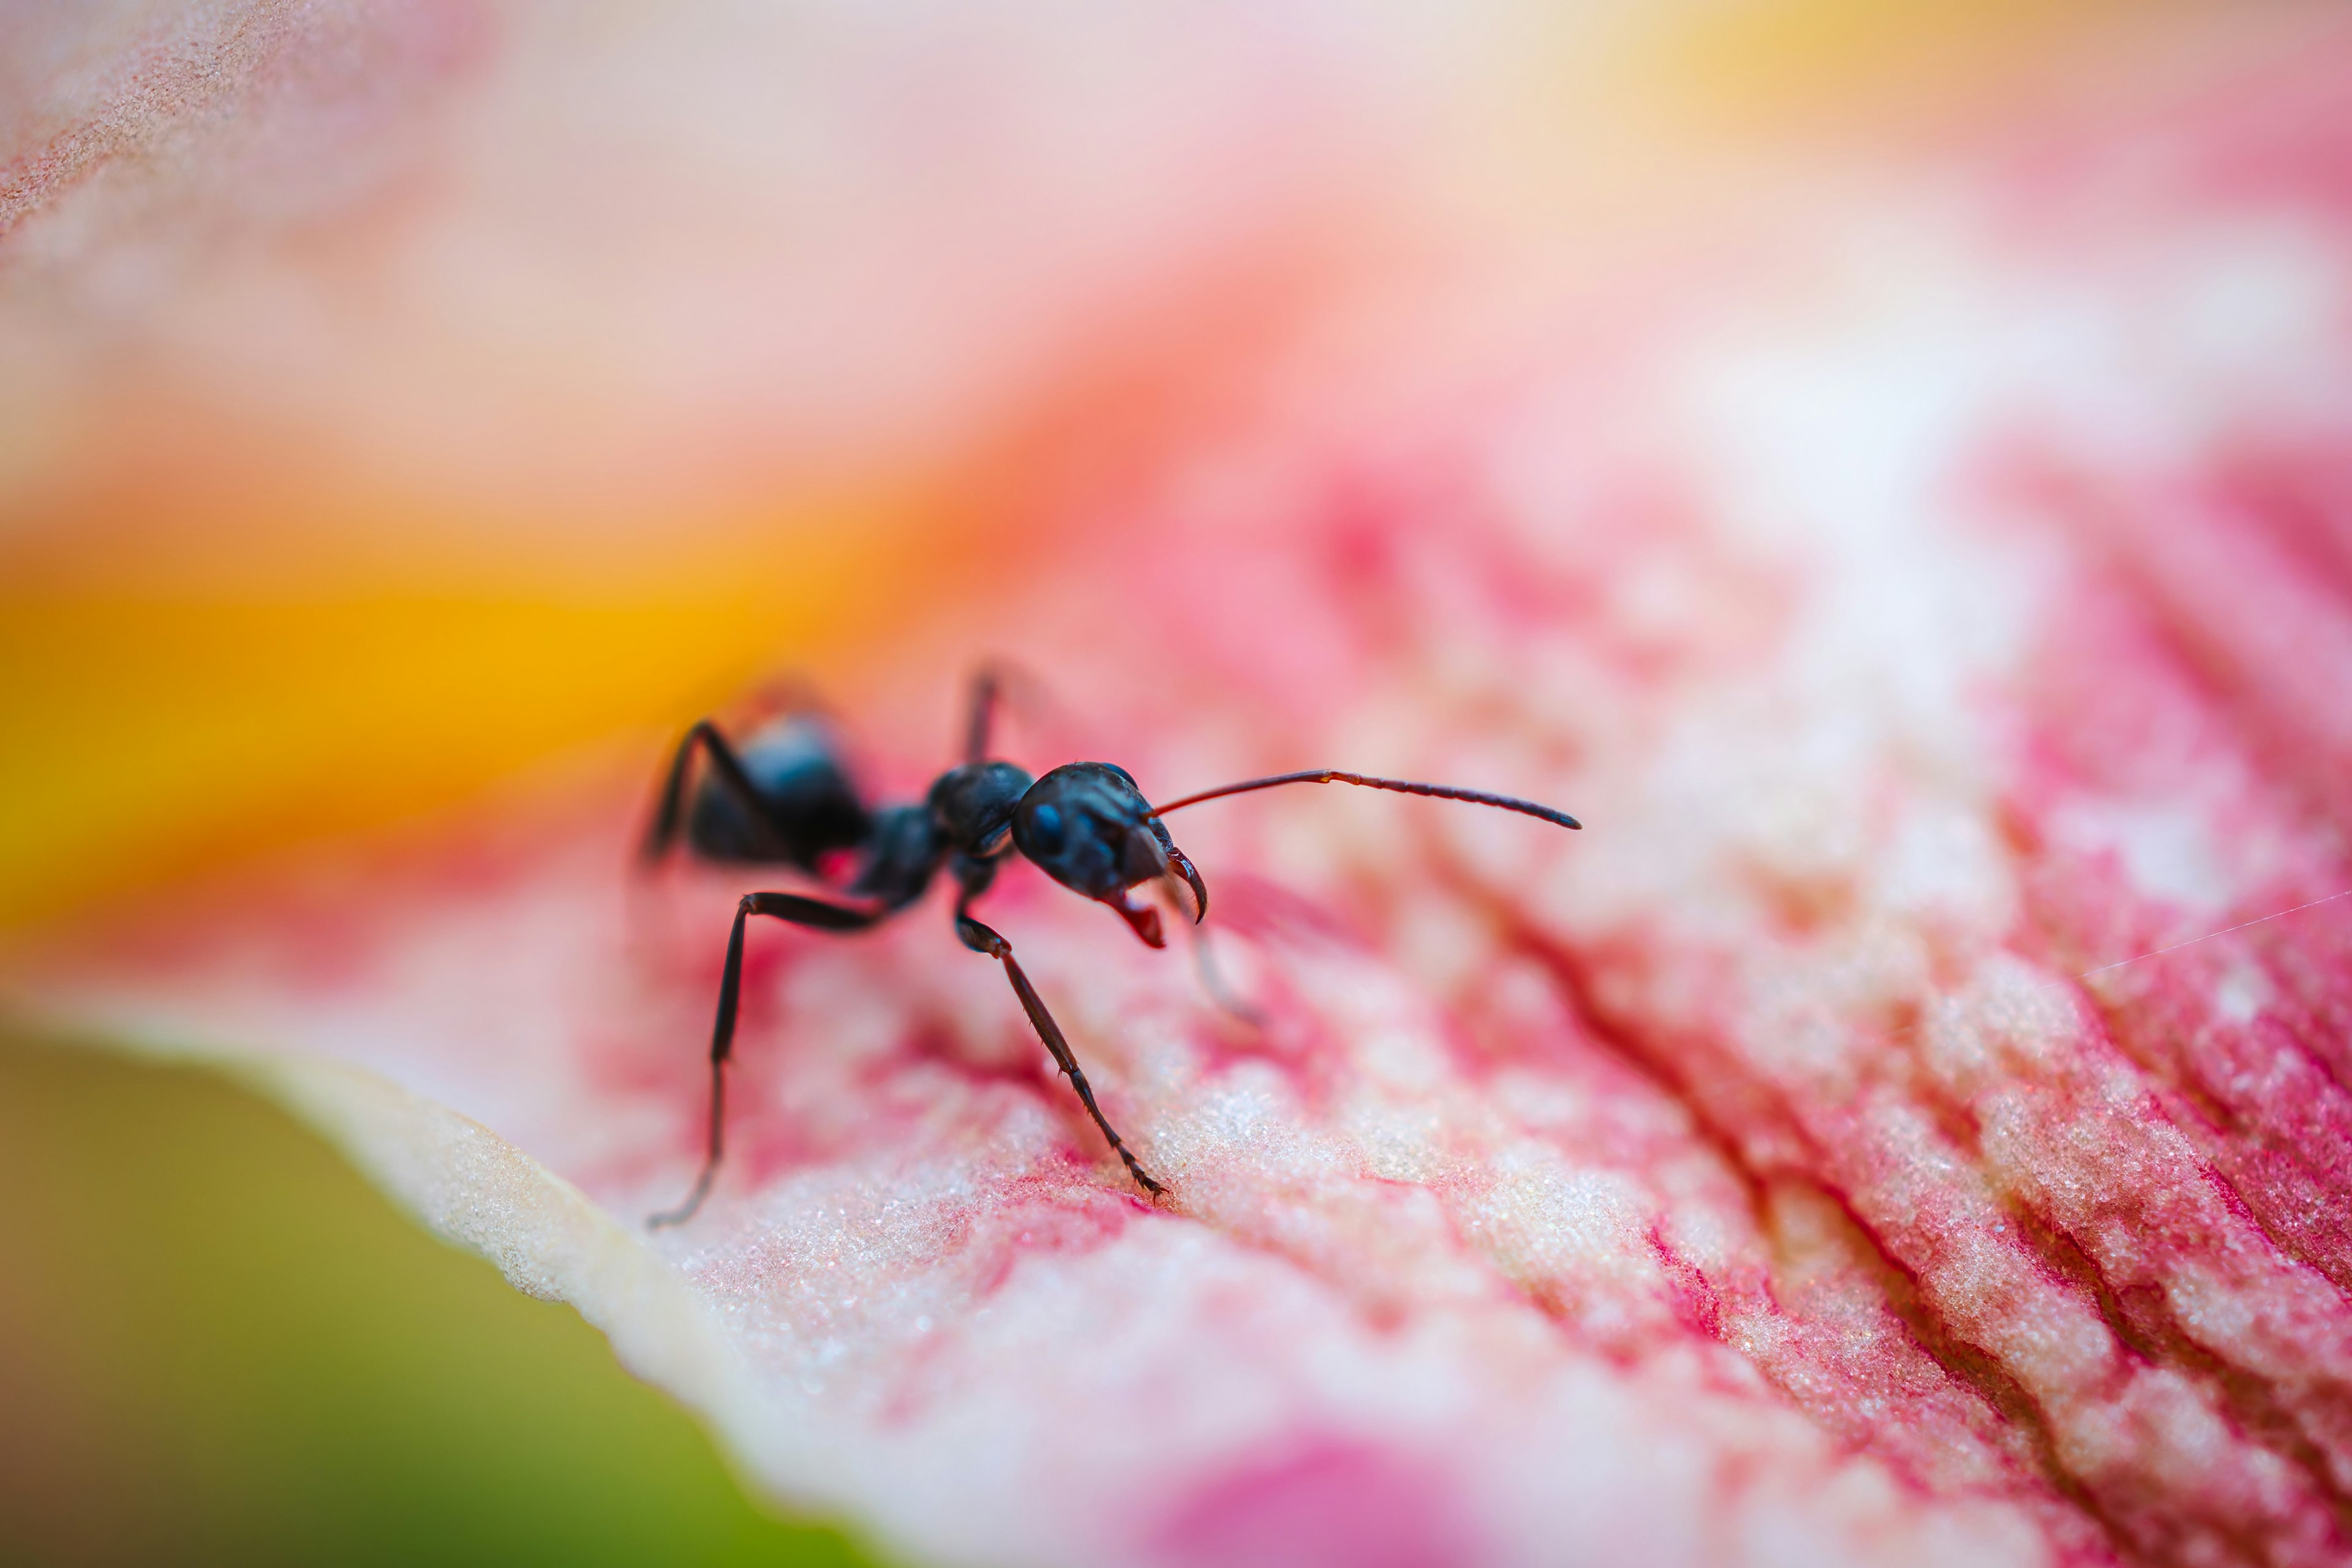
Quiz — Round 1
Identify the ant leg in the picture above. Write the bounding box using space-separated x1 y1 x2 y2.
1145 864 1254 1023
961 657 1079 764
647 891 882 1229
1186 920 1266 1027
963 666 1002 764
641 720 802 865
953 902 1167 1197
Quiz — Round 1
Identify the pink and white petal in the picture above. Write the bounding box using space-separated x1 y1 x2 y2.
16 12 2352 1568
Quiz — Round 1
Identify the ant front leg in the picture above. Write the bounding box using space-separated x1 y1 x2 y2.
647 891 883 1229
1186 920 1266 1027
952 891 1167 1199
1146 864 1257 1024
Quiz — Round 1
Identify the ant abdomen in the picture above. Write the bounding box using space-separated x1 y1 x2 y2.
685 716 869 869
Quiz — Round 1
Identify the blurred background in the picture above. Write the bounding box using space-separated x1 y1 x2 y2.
0 1 2312 1561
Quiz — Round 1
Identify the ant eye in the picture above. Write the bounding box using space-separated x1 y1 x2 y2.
1025 802 1066 854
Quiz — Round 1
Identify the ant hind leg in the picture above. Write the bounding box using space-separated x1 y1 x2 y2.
642 720 809 865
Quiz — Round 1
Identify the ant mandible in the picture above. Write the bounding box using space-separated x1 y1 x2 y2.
639 669 1581 1227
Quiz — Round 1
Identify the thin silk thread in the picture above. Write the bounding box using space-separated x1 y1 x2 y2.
2074 888 2352 979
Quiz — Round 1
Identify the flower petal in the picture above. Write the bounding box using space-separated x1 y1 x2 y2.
15 9 2352 1568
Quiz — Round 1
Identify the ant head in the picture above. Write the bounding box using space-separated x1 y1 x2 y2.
1012 763 1207 932
929 760 1035 854
1011 763 1163 894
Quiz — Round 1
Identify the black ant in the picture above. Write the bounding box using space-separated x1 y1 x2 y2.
639 670 1580 1227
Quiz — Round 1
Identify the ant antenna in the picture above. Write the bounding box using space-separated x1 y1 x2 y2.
1149 770 1581 831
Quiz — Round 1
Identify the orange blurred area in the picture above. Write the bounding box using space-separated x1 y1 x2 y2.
1649 0 2166 129
0 221 1327 927
0 0 2220 930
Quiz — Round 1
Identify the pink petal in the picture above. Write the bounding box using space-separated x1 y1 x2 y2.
14 10 2352 1568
